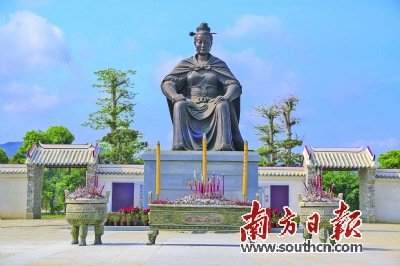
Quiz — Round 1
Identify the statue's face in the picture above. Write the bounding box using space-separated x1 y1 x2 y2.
195 34 212 56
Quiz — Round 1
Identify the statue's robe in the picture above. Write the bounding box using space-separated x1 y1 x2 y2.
161 54 244 151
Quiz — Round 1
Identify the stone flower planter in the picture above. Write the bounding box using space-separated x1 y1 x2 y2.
147 204 251 244
65 191 110 246
297 193 342 244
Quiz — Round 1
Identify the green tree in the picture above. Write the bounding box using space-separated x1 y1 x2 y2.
254 95 303 166
254 103 282 166
43 168 85 215
377 150 400 168
10 126 74 164
0 148 9 163
82 68 148 164
44 125 75 144
277 95 303 166
42 168 63 215
82 68 137 132
9 152 26 164
322 170 359 211
100 129 148 164
10 129 43 164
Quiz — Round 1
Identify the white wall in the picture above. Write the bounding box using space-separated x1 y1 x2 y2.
0 174 27 218
375 178 400 223
2 163 399 223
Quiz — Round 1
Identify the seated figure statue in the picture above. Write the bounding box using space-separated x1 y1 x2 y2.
161 22 244 151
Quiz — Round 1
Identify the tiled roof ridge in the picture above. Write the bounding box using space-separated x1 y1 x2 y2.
0 164 27 174
258 166 305 176
376 168 400 179
98 164 145 175
310 146 364 153
39 143 93 149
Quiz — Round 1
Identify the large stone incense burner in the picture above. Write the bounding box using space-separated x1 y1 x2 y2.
147 192 251 245
65 190 110 246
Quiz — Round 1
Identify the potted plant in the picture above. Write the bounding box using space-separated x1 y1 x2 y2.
298 168 343 244
142 208 150 226
293 215 300 226
105 212 114 226
136 211 143 226
125 213 133 226
120 214 127 226
271 209 282 228
113 212 122 226
271 216 277 228
131 212 139 226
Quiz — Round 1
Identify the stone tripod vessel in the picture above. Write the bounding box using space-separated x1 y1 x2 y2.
297 193 343 244
64 190 110 246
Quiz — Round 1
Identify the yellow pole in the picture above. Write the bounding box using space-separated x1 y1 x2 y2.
242 141 248 201
202 133 207 184
156 141 160 199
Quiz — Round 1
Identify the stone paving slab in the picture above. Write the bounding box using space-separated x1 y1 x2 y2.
1 219 400 265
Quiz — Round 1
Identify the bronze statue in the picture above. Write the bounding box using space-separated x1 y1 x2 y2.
161 22 244 151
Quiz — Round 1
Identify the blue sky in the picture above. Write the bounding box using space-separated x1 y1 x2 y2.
0 0 399 159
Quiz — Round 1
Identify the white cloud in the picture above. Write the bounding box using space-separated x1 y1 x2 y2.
0 10 70 75
1 82 60 113
343 138 399 151
213 48 301 104
214 48 273 87
222 14 282 40
151 52 184 86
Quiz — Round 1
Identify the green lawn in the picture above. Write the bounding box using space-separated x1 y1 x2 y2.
41 213 65 219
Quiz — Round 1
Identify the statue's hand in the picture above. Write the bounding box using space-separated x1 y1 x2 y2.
215 95 228 103
173 94 186 103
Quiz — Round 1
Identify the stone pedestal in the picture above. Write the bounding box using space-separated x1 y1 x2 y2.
142 151 260 208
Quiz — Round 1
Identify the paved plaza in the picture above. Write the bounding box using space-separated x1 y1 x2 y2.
1 219 399 265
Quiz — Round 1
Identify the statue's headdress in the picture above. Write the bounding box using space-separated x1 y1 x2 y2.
189 22 216 37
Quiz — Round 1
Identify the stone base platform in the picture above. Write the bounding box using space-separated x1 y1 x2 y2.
142 151 259 208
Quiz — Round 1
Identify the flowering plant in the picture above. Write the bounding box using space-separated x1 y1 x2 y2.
271 209 282 218
125 213 133 222
108 212 122 222
302 168 339 202
66 169 105 199
119 207 138 214
119 206 142 222
142 208 150 223
134 211 142 222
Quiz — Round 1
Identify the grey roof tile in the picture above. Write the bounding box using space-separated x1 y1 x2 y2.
306 146 376 169
25 143 98 167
